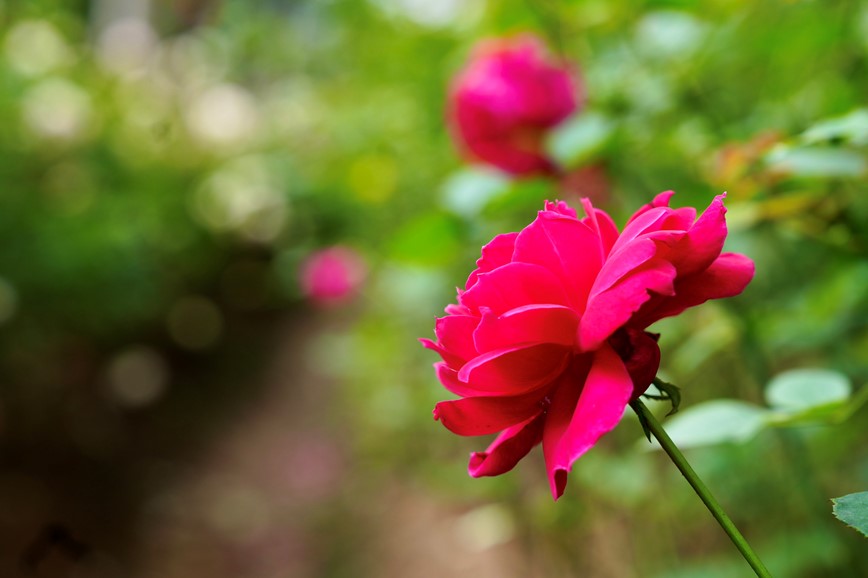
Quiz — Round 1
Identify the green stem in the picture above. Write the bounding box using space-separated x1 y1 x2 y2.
630 398 772 578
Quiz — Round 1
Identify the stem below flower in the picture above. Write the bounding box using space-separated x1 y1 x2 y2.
630 398 772 578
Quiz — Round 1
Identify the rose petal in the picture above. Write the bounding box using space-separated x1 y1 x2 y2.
544 200 578 218
473 304 579 352
634 252 755 327
434 362 481 397
468 412 545 477
466 232 518 289
580 258 677 350
589 237 658 296
580 199 620 257
667 194 728 276
434 389 548 436
625 190 675 225
610 206 672 255
512 210 603 313
458 343 572 395
461 262 571 314
427 314 480 368
543 344 633 499
661 206 697 231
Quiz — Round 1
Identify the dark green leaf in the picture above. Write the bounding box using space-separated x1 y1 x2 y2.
832 492 868 537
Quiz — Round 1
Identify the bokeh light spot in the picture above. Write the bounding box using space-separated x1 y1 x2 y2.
22 77 94 141
105 346 170 409
4 19 71 76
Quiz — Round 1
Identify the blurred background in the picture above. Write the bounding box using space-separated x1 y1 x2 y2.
1 0 867 576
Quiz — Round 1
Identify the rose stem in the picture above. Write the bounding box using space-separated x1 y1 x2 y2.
630 398 772 578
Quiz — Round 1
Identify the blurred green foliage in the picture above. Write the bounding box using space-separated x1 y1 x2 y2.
0 0 867 577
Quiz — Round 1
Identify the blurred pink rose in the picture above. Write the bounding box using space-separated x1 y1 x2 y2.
300 247 366 305
421 192 754 499
448 34 582 177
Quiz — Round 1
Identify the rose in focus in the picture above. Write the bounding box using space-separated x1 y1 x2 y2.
448 34 581 177
421 192 754 499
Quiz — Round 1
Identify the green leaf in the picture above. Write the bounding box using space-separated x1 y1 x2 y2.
650 400 768 450
764 146 866 178
832 491 868 537
801 109 868 146
764 368 851 412
546 112 615 168
647 377 682 416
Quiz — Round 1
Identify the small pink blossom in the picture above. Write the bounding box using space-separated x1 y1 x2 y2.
448 34 581 177
421 192 754 499
300 247 366 305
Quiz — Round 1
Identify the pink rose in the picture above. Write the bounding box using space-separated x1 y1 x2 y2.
421 192 754 499
448 34 581 177
300 247 366 305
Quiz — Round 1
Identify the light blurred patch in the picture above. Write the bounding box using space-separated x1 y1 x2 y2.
347 154 398 203
97 17 158 76
105 346 170 409
370 0 485 29
185 83 260 148
3 19 72 76
22 77 95 142
373 264 449 320
440 167 510 218
192 155 288 243
635 11 707 61
765 145 867 178
110 76 177 163
165 29 230 89
167 296 224 350
453 503 515 552
262 78 324 140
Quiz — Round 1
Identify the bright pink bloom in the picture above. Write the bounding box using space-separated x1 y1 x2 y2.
421 192 754 499
448 35 581 177
300 247 366 305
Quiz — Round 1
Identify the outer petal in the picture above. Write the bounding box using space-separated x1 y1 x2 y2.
458 343 572 395
579 258 677 350
473 304 578 352
466 232 518 289
434 362 481 397
511 211 603 312
434 389 547 436
468 412 545 477
580 198 620 257
544 200 578 218
588 237 658 296
609 207 673 255
429 315 480 368
665 194 728 276
543 343 633 499
625 190 675 225
633 252 755 327
461 262 571 314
